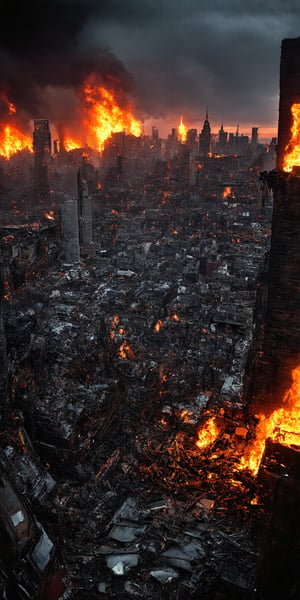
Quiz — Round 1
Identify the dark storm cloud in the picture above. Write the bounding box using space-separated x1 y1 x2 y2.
1 0 300 130
0 0 136 125
82 0 300 128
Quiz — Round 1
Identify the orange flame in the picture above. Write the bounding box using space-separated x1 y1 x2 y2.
0 79 141 159
178 116 187 142
112 315 120 328
64 137 81 152
154 320 163 332
118 341 135 359
240 365 300 475
223 186 231 198
0 124 32 159
110 315 120 340
45 211 55 221
0 95 32 159
196 416 220 450
283 103 300 172
82 78 141 151
171 313 180 322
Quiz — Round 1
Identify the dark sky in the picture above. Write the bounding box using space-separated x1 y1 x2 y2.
2 0 300 136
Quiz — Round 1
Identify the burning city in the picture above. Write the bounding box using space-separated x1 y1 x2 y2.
0 30 299 600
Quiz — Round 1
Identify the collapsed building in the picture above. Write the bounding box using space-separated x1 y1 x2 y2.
0 38 299 600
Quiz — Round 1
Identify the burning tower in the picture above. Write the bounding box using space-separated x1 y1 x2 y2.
251 37 300 409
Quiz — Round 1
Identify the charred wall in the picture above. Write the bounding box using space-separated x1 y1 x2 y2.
277 37 300 170
249 172 300 411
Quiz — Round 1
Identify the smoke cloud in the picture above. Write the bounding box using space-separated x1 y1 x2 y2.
0 0 134 129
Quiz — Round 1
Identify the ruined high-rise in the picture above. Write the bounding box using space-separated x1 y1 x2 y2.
250 37 300 410
33 119 51 204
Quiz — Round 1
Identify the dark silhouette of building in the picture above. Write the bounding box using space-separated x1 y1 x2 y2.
251 127 258 145
249 38 300 411
152 126 159 144
217 124 228 153
186 128 198 152
277 37 300 169
33 119 51 203
199 110 211 156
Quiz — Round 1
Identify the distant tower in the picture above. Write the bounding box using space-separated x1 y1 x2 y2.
186 129 198 151
251 127 258 145
199 109 211 156
218 124 228 153
33 119 51 203
152 126 159 143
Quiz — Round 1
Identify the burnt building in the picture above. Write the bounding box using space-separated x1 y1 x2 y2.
186 128 198 152
33 119 51 204
249 38 300 410
276 37 300 170
217 123 228 153
251 127 258 145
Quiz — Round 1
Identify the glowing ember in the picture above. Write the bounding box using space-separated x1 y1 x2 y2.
178 116 187 142
118 341 135 360
171 313 180 322
45 211 55 221
240 365 300 475
283 103 300 172
196 416 220 450
3 280 11 301
112 315 120 328
110 315 120 340
154 320 163 332
223 186 232 198
180 409 194 423
82 77 141 151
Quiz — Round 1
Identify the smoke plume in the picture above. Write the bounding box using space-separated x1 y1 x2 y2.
0 0 134 130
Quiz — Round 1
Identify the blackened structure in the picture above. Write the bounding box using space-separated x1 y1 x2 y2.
33 119 51 203
199 110 211 157
249 38 300 410
277 37 300 170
